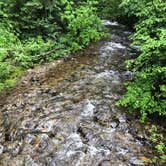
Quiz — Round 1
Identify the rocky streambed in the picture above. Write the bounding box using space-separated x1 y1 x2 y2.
0 21 156 166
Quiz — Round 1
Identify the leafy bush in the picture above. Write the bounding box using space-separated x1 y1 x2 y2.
61 0 103 51
97 0 122 18
0 22 21 91
0 22 56 91
7 0 64 38
0 0 104 92
118 0 166 121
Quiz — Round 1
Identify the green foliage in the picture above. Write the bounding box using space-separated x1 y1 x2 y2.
97 0 122 18
0 23 22 91
0 61 23 91
13 37 56 67
7 0 64 38
149 125 166 164
6 0 103 41
0 22 57 91
119 0 166 121
0 0 9 18
0 0 104 92
61 0 103 51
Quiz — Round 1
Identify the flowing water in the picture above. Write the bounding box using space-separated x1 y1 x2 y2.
0 21 155 166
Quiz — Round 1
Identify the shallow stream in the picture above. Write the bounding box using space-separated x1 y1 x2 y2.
0 21 155 166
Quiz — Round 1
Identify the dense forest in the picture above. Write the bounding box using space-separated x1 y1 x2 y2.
0 0 166 164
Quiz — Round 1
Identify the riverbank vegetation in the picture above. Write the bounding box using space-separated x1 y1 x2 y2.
118 0 166 163
0 0 103 91
118 0 166 122
0 0 165 163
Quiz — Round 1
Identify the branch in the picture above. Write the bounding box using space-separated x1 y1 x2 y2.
36 47 64 59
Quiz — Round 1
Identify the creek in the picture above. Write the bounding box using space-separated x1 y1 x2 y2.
0 21 154 166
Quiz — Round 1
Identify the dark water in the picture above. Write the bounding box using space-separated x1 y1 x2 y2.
0 20 154 166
